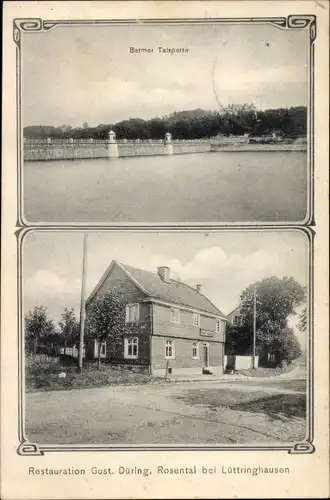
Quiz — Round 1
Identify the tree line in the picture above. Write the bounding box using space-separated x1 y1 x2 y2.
25 293 127 369
25 275 306 370
24 105 307 141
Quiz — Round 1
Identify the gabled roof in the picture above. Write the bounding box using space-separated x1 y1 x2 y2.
86 260 226 318
121 263 226 318
227 304 242 318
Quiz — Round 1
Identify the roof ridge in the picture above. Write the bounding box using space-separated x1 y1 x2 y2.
86 259 117 305
228 304 242 316
172 278 227 318
121 263 226 318
118 262 151 296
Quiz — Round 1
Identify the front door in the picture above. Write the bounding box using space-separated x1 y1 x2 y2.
202 343 209 369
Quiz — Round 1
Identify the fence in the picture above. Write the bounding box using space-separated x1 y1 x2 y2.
224 354 259 371
24 138 212 145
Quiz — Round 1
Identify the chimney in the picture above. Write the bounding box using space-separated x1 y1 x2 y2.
196 284 202 293
157 266 171 282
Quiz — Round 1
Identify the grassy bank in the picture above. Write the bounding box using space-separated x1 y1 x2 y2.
238 357 306 378
238 367 287 377
25 354 164 392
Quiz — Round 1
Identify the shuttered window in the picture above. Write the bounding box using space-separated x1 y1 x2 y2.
170 308 180 324
125 303 139 323
193 313 200 327
192 341 199 359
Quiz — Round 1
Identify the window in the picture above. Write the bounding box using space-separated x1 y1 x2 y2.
193 313 200 327
170 308 180 324
125 303 139 323
216 320 226 333
124 337 138 359
233 315 240 325
192 341 199 359
165 339 175 359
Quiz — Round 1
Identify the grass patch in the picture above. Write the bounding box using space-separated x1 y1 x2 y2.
175 387 306 421
229 393 306 421
237 379 306 393
238 367 286 377
175 388 266 409
238 358 305 378
25 354 164 392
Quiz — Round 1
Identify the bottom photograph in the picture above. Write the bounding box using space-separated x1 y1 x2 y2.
22 229 310 447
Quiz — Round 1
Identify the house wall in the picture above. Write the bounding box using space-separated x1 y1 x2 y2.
227 306 242 325
87 264 147 307
151 335 224 376
152 303 225 342
209 342 225 369
151 303 225 375
86 264 152 366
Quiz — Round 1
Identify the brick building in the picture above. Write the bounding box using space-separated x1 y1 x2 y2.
85 261 227 376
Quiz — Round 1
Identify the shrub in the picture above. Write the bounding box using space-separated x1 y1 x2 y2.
25 354 61 376
25 354 163 392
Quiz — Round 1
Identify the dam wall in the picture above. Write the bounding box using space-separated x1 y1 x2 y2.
117 141 166 157
23 133 307 161
173 141 211 154
23 141 109 161
23 138 211 161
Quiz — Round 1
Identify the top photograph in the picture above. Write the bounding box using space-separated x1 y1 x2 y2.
18 17 314 225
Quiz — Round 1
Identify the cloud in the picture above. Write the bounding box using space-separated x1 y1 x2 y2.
214 65 305 91
151 246 279 284
25 270 80 297
22 23 308 126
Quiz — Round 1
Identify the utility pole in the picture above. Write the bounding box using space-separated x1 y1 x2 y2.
78 234 88 373
252 285 257 369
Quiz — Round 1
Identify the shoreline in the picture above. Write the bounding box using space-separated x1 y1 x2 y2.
24 143 307 162
210 144 306 153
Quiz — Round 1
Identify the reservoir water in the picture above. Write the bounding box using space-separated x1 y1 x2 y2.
23 151 307 223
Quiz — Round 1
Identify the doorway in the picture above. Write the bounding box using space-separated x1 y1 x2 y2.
202 343 209 369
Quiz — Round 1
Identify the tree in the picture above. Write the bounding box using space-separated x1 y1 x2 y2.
238 277 306 366
25 305 56 354
225 325 252 355
58 308 79 355
272 327 302 366
86 292 127 369
23 106 307 140
297 307 307 333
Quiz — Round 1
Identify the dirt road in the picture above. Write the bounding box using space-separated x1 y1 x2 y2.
25 378 306 445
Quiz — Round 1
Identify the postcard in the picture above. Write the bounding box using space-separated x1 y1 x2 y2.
1 1 329 499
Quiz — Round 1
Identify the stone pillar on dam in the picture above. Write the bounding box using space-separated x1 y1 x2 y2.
107 129 119 159
164 132 173 155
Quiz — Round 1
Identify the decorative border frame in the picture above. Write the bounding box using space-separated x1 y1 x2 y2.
12 16 316 456
14 15 316 228
16 226 314 456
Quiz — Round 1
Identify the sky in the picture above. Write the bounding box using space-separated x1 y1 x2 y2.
22 23 309 127
23 230 309 347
